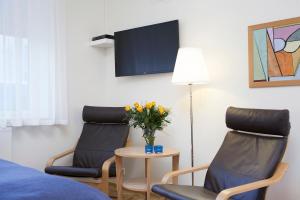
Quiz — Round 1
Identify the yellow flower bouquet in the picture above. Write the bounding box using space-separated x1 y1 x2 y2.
125 101 170 146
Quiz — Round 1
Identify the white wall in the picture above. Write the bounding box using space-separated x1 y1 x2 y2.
8 0 300 199
11 0 107 170
101 0 300 199
0 128 12 160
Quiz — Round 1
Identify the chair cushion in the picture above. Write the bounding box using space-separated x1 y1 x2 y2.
226 107 290 136
204 131 287 200
45 165 116 178
73 123 129 168
152 184 220 200
82 106 128 124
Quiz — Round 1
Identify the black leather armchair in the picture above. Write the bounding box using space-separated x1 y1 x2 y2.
45 106 130 194
152 107 290 200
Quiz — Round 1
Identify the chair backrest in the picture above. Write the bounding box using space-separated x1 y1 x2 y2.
204 107 290 200
72 106 129 169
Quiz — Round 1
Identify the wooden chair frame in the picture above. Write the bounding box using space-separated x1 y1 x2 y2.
161 162 288 200
46 140 131 195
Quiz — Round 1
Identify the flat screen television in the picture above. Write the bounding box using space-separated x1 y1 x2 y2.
114 20 179 77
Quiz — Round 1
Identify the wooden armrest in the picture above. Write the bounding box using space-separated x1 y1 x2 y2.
162 163 210 184
101 156 116 180
125 139 132 147
98 140 129 181
216 162 288 200
46 147 75 168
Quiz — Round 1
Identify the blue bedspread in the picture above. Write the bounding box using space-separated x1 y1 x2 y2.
0 159 111 200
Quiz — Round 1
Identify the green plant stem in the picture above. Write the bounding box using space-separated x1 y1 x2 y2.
143 135 155 146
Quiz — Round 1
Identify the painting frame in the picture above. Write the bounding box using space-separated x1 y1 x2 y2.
248 17 300 88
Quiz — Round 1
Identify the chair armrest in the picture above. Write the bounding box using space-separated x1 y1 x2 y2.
162 164 210 184
216 162 288 200
98 140 129 180
100 140 129 179
46 147 75 168
101 156 116 180
125 139 132 147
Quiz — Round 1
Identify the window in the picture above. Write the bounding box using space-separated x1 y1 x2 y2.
0 0 67 127
0 35 29 113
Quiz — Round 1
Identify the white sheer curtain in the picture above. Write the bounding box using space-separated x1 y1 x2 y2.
0 0 68 127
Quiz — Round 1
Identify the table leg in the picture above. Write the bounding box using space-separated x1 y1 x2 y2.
172 154 179 184
145 159 147 177
145 158 152 200
116 155 123 200
144 159 147 199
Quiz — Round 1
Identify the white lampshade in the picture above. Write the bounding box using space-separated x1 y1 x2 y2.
172 48 209 85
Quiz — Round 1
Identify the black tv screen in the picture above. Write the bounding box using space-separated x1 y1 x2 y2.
114 20 179 77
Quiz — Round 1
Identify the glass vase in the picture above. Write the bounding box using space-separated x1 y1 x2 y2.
143 129 155 153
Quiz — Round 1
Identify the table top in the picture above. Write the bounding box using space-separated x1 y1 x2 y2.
115 146 179 158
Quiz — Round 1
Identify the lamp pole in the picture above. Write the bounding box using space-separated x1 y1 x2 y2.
172 48 209 186
189 83 195 186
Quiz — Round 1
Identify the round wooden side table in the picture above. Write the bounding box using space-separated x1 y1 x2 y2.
115 146 180 200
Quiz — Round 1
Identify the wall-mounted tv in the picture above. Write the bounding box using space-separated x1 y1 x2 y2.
114 20 179 77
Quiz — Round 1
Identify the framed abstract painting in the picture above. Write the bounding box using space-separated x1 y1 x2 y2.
248 17 300 87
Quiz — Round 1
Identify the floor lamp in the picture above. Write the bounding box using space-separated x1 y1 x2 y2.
172 48 209 186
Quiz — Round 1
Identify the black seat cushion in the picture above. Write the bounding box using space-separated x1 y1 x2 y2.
82 106 128 124
204 131 287 200
45 165 116 178
152 184 221 200
73 123 129 169
152 107 289 200
226 107 290 136
45 106 129 178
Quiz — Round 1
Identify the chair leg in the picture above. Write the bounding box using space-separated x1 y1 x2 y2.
102 181 109 194
83 181 108 194
97 181 109 194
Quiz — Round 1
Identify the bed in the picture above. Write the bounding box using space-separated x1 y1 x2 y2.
0 159 111 200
